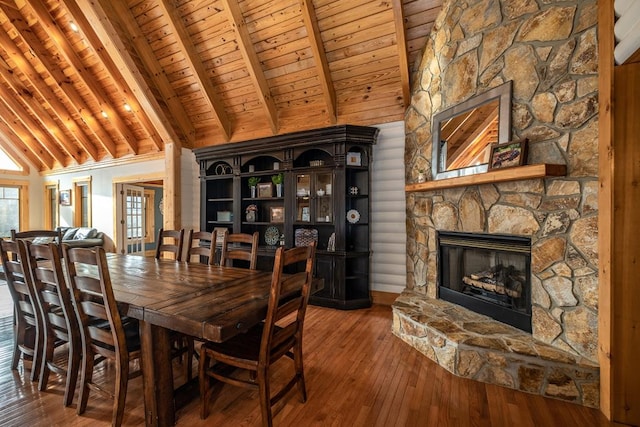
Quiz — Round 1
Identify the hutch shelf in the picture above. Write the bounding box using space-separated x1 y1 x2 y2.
193 125 378 309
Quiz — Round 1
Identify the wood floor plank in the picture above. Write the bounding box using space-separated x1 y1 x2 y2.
0 306 612 426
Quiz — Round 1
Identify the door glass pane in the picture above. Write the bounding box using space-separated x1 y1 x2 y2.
314 173 332 222
296 174 310 222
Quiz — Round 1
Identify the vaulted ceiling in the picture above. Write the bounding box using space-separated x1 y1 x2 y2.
0 0 442 172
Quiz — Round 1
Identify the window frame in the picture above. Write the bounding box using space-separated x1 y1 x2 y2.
73 176 92 227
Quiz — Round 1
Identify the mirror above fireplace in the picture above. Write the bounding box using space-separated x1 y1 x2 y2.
432 81 512 180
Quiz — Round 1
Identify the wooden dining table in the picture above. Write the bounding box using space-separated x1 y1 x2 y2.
102 253 284 427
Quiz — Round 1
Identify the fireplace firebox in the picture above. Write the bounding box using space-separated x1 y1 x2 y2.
437 231 532 332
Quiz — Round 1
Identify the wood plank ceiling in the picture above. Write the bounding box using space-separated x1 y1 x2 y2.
0 0 442 172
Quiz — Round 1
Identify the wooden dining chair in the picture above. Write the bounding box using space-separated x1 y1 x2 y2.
24 240 81 407
0 239 44 382
219 231 259 269
199 241 317 426
155 228 185 261
185 229 218 265
63 245 142 427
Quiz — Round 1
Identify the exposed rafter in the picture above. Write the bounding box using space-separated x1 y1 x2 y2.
76 0 183 149
299 0 336 124
19 0 140 154
0 3 118 160
391 0 410 108
105 0 197 145
0 68 68 166
0 98 54 169
220 0 279 134
157 0 231 141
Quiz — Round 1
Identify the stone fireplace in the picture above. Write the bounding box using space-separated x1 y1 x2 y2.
394 0 600 409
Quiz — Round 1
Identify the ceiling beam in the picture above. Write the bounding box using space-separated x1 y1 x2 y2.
0 89 67 166
63 0 166 150
0 99 54 169
391 0 410 108
20 0 140 155
157 0 231 141
299 0 336 124
0 61 90 164
0 3 118 159
0 54 95 163
220 0 279 134
104 0 198 145
76 0 183 149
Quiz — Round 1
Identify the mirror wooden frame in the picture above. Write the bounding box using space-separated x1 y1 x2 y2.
431 81 512 180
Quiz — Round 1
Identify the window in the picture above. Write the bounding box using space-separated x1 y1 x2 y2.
0 180 28 237
73 177 92 227
44 182 59 230
0 146 24 172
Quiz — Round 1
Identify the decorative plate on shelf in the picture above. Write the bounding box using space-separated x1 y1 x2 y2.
264 226 280 245
346 209 360 224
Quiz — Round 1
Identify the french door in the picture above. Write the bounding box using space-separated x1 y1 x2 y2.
116 184 146 255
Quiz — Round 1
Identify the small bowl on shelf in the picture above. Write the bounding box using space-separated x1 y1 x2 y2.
316 189 325 196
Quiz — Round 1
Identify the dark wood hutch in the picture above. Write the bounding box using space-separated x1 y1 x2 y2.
193 125 378 309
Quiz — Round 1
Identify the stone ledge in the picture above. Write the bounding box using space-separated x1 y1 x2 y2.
392 290 599 408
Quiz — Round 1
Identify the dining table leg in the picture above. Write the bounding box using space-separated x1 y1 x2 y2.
140 320 175 427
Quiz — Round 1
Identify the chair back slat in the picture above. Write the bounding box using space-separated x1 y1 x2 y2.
185 229 218 264
220 232 259 270
155 228 185 261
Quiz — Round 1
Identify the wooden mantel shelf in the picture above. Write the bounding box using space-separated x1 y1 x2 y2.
405 164 567 192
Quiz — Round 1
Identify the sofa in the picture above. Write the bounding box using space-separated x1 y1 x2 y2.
56 226 106 248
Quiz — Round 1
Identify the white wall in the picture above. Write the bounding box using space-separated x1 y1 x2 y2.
371 121 407 294
43 148 199 247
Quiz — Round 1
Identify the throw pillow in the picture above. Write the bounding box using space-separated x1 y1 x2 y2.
62 227 78 241
74 227 98 240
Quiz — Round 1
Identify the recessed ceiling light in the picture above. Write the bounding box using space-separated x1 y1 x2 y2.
124 103 132 112
101 111 108 118
70 22 79 32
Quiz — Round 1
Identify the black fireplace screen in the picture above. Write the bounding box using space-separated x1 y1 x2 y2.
437 231 532 332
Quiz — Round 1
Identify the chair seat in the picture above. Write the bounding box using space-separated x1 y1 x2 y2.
90 318 141 353
203 324 295 364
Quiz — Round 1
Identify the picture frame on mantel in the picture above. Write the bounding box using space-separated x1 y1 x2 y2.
488 138 528 170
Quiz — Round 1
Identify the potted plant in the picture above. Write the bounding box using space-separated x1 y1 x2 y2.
271 173 284 197
248 176 261 198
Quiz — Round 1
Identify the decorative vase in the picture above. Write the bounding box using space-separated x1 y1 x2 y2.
276 183 282 197
246 211 255 222
250 186 256 198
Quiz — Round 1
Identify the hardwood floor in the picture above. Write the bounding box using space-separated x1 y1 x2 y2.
0 305 613 426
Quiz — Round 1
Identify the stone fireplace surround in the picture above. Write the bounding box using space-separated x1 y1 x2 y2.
396 0 600 409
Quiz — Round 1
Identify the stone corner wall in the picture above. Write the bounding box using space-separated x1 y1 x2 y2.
404 0 599 363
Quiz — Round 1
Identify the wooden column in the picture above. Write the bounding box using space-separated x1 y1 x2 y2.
598 0 640 423
164 142 181 230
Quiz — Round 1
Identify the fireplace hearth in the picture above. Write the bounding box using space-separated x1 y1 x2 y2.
437 231 531 332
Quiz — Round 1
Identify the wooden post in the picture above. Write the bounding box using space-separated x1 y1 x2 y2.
164 142 181 230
